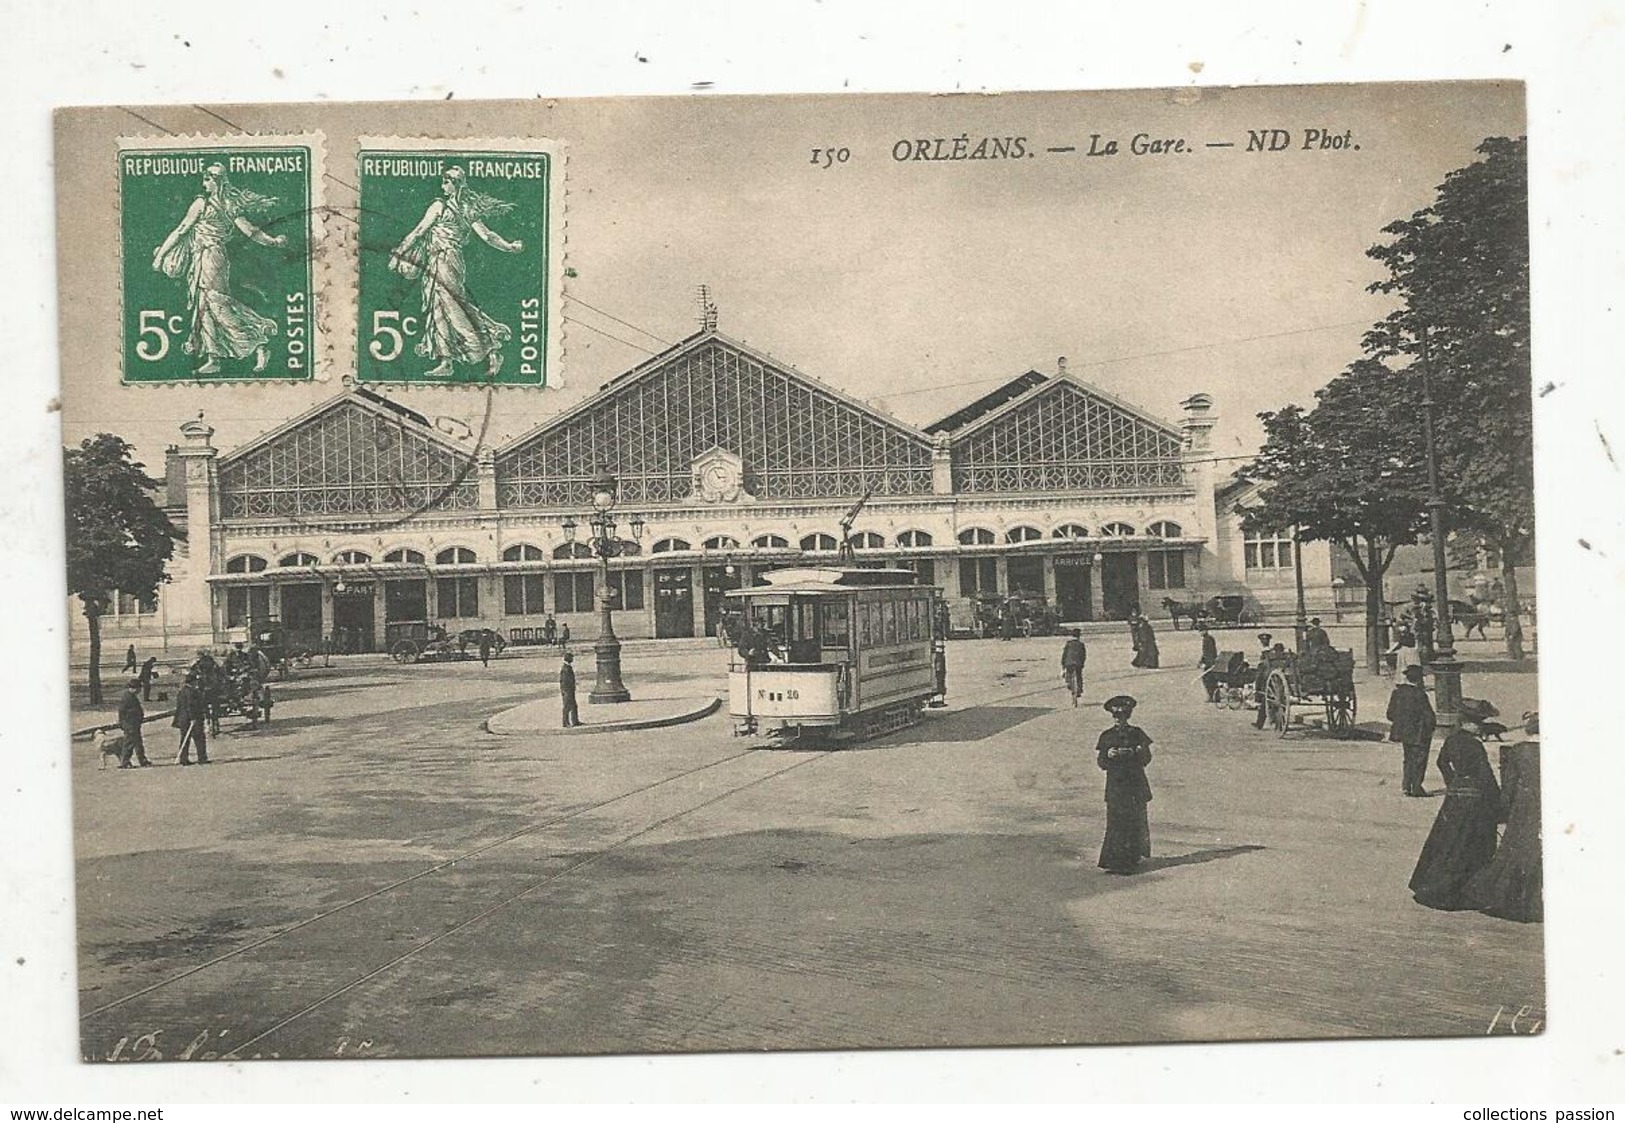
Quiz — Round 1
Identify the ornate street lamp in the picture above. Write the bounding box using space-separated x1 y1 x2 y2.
564 467 643 704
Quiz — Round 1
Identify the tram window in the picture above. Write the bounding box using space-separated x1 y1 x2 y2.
821 601 851 648
908 599 922 640
882 601 898 645
857 602 872 648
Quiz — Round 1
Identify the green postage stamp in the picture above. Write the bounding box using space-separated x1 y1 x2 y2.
356 138 565 387
118 135 322 383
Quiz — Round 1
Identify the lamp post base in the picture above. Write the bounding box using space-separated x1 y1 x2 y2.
1429 651 1464 729
589 619 632 704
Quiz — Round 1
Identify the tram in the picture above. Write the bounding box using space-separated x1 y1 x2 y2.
727 567 946 743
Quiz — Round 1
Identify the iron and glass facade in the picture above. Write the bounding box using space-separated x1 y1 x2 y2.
134 330 1236 652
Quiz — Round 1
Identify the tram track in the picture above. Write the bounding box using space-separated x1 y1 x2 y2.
80 658 1177 1060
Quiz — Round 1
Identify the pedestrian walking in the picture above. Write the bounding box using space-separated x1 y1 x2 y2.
1385 664 1437 796
173 671 210 765
1060 629 1087 706
1131 615 1160 669
1252 633 1274 729
543 615 557 645
138 655 159 701
559 622 571 647
1465 712 1542 923
1198 625 1217 670
116 678 151 768
123 644 138 673
999 604 1016 641
1409 699 1502 911
478 630 492 667
257 680 274 724
559 651 581 728
1096 695 1154 874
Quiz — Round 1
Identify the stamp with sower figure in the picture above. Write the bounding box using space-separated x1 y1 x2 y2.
356 139 563 387
118 136 321 383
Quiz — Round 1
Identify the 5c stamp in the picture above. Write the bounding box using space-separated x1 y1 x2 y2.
118 135 322 383
356 138 564 387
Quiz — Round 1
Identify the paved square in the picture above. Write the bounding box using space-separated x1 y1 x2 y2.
71 626 1542 1061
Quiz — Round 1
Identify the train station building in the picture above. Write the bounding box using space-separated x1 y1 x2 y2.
89 328 1345 657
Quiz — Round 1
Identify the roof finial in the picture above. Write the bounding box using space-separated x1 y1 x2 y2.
1057 356 1068 377
695 285 718 332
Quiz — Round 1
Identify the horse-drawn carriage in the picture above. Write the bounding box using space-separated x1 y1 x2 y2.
1204 650 1256 710
1161 593 1255 630
1259 646 1358 738
248 621 316 680
387 622 507 664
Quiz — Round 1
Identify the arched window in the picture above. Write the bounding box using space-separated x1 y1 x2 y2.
1052 524 1090 540
278 551 319 567
435 546 477 565
896 529 933 548
502 543 544 562
1100 522 1136 537
957 528 996 546
333 550 371 565
383 548 425 563
1147 520 1183 538
751 534 791 549
1005 526 1042 543
848 531 884 550
800 533 838 552
225 555 268 573
702 535 741 550
553 542 593 560
651 537 692 553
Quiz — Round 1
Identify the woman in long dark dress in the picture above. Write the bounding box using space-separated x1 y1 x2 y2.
1097 695 1154 874
1409 699 1502 910
1466 713 1543 922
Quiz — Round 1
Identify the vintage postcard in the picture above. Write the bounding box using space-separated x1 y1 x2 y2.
55 83 1539 1063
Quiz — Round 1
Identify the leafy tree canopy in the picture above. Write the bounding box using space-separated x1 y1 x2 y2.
1240 358 1430 581
64 434 182 611
1364 135 1532 549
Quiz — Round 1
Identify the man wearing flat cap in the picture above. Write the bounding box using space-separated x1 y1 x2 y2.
1386 664 1437 795
1095 694 1154 874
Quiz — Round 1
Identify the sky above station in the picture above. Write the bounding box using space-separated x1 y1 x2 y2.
57 81 1525 474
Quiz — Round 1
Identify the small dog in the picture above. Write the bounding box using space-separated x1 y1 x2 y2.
94 729 125 769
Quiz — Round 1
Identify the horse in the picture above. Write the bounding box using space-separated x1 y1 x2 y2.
1160 597 1208 631
1448 599 1491 640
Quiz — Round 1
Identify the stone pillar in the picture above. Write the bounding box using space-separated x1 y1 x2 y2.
1041 554 1057 604
1135 547 1153 614
320 584 335 640
373 582 388 652
995 555 1009 596
172 418 221 645
1180 393 1219 592
1089 559 1106 620
931 433 954 495
477 449 499 510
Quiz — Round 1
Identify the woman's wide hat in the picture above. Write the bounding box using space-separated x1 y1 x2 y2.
1103 694 1138 717
1458 697 1498 723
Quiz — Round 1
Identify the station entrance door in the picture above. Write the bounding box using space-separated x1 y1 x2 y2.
654 568 695 638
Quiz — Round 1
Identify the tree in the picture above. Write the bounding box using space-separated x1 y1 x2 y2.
1364 136 1532 658
1239 359 1432 671
64 435 183 704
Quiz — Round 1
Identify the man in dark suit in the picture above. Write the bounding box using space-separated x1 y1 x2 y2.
1304 616 1330 650
137 655 159 701
116 678 151 768
1386 664 1437 796
173 670 210 765
1060 629 1087 707
559 652 581 728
